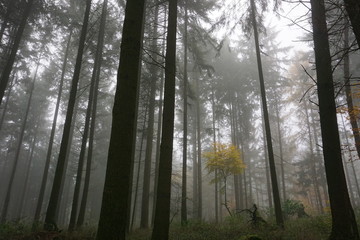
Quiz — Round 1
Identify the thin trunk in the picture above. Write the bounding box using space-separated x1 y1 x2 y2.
195 72 202 220
181 0 188 225
274 95 286 202
76 0 108 228
96 0 146 238
33 30 72 226
250 0 283 227
45 0 92 229
304 99 324 213
0 62 38 223
130 106 148 231
0 0 34 106
151 5 166 226
140 4 159 229
310 0 359 238
0 73 16 132
210 88 218 222
151 0 177 238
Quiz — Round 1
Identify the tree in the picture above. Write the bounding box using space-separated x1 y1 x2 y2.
151 0 178 238
44 0 92 230
310 0 359 238
249 0 284 227
0 0 34 106
343 0 360 48
95 0 146 238
204 142 245 214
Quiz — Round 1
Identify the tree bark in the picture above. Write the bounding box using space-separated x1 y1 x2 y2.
0 0 34 106
310 0 359 238
44 0 92 230
250 0 283 227
96 0 146 238
151 0 177 238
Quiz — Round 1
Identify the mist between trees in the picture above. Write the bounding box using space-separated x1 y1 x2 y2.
0 0 360 240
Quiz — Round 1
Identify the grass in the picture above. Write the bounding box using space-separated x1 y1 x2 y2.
0 215 332 240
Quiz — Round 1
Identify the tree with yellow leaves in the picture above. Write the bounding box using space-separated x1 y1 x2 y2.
204 142 245 215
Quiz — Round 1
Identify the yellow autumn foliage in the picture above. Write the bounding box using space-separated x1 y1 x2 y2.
203 142 246 180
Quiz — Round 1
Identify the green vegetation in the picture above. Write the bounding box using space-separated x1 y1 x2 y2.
0 214 334 240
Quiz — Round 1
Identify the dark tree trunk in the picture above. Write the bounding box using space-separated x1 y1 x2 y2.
0 0 33 106
76 0 108 228
343 0 360 48
310 0 359 238
151 0 177 238
95 0 146 238
250 0 283 227
0 62 38 224
44 0 92 230
33 30 72 227
181 0 188 225
210 88 218 222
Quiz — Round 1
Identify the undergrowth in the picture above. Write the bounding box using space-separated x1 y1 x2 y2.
0 215 333 240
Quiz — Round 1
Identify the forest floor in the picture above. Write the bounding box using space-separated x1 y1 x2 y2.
0 215 333 240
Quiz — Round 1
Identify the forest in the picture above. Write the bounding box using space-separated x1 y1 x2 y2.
0 0 360 239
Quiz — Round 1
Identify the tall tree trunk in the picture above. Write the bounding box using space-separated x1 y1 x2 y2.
0 74 16 132
130 106 148 231
151 0 177 238
310 0 359 238
181 0 188 225
0 0 34 106
77 0 108 228
151 6 166 226
343 0 360 48
250 0 283 227
274 94 286 202
210 88 218 222
140 5 159 229
33 30 73 227
44 0 92 230
195 72 202 220
0 62 38 224
96 0 146 238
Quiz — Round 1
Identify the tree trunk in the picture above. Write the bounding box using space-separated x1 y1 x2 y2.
310 0 359 238
195 72 202 220
250 0 283 227
96 0 146 238
151 0 177 238
181 0 188 225
343 0 360 48
140 5 159 229
33 30 72 227
76 0 108 228
210 88 218 222
0 0 34 106
0 62 38 224
44 0 92 230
